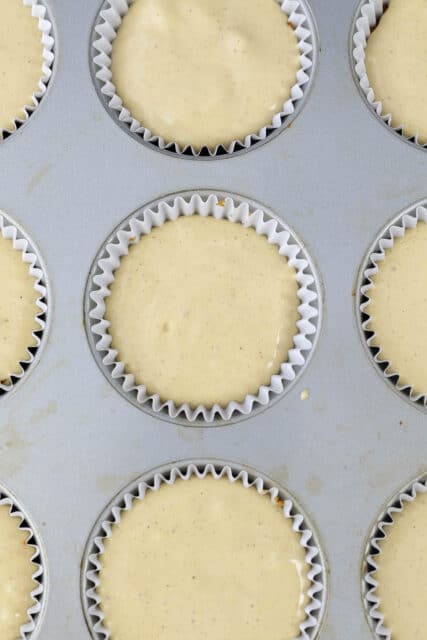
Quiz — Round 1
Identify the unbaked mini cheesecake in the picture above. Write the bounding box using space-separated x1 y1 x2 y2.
365 0 427 143
98 475 310 640
0 503 37 640
110 0 301 150
0 232 39 386
104 214 300 409
0 0 43 133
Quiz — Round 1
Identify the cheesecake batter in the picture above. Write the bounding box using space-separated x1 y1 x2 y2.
0 503 37 640
365 0 427 143
105 215 300 408
0 0 43 133
0 233 39 384
375 490 427 638
98 476 310 640
110 0 301 150
366 221 427 396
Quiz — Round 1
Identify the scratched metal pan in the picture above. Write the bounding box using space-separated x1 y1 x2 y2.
0 0 426 638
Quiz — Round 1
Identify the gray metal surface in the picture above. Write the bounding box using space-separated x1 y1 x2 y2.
0 0 425 638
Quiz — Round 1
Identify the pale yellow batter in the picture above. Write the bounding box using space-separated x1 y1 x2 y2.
375 490 427 638
0 233 39 384
0 0 43 133
98 476 310 640
366 221 427 396
0 503 37 640
365 0 427 143
110 0 301 150
105 215 300 408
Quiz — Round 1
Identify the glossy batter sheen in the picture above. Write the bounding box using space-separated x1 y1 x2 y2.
111 0 301 150
0 0 43 132
98 476 310 640
365 0 427 143
0 504 37 640
105 215 300 408
375 491 427 638
0 233 39 384
367 221 427 396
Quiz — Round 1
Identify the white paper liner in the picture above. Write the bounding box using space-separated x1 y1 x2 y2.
1 0 55 141
363 474 427 639
91 0 317 157
87 192 320 423
359 201 427 408
82 461 327 640
0 211 48 396
352 0 427 150
0 483 47 640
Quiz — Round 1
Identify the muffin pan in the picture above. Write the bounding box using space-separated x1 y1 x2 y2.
2 0 427 638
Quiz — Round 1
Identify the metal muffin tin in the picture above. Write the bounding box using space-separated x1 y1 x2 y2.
1 0 427 638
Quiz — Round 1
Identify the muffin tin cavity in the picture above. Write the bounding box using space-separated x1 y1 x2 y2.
363 474 427 639
84 191 322 425
351 0 427 151
81 460 328 640
0 0 55 142
357 200 427 412
0 482 47 640
91 0 318 158
0 211 49 398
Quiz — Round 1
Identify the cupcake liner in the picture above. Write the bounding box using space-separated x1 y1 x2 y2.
85 191 321 424
82 460 327 640
91 0 318 158
363 473 427 639
357 200 427 409
0 210 49 396
351 0 427 150
0 482 47 640
1 0 55 141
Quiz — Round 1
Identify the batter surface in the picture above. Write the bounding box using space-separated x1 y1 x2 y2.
366 221 427 396
365 0 427 143
0 503 37 640
105 215 300 408
110 0 301 150
0 0 43 133
98 476 310 640
375 490 427 639
0 233 39 384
